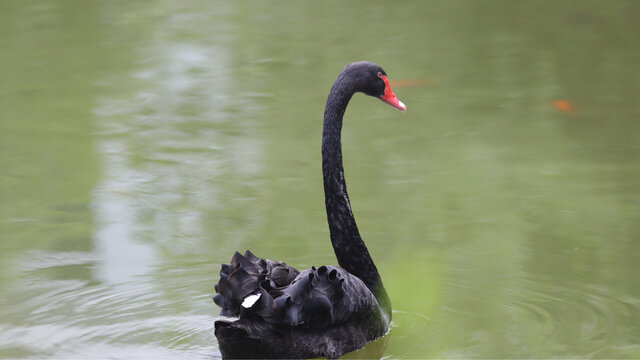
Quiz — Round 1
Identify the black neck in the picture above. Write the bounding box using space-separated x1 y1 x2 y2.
321 75 390 315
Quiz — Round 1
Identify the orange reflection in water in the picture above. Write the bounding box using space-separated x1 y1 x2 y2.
553 99 574 114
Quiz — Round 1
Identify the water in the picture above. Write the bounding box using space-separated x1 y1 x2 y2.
1 1 640 358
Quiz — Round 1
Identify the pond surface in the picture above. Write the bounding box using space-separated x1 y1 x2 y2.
1 1 640 358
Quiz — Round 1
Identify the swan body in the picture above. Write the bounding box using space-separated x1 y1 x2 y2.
213 61 405 359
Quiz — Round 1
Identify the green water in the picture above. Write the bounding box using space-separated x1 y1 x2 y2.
1 1 640 358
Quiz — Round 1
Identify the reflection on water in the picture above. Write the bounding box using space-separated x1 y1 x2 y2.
93 140 157 284
1 0 640 358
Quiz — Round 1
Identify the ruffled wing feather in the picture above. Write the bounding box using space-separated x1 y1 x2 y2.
213 250 379 328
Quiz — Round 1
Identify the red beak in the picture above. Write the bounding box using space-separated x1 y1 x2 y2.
379 74 406 112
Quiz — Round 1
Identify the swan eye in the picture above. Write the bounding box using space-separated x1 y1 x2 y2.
377 72 383 78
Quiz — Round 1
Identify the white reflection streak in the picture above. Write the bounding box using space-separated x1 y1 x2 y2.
91 40 253 283
92 140 156 284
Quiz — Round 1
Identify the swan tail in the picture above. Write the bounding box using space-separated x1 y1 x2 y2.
213 250 299 318
214 320 272 359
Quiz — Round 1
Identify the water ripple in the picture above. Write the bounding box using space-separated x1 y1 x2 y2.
1 250 218 358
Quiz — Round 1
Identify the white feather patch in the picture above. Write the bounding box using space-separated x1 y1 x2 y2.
241 293 261 308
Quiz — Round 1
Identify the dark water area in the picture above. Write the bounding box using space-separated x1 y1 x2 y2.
1 1 640 358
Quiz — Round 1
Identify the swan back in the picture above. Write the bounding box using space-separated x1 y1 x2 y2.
213 251 389 358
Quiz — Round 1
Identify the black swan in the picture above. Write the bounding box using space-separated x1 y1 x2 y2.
213 61 406 359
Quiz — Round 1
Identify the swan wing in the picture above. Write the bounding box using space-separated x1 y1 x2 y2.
213 251 379 328
213 250 299 317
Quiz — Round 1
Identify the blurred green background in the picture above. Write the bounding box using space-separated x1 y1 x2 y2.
1 1 639 358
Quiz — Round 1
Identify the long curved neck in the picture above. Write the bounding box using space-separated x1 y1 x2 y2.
322 75 390 315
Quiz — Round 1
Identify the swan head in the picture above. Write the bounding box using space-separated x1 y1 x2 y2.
341 61 406 112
